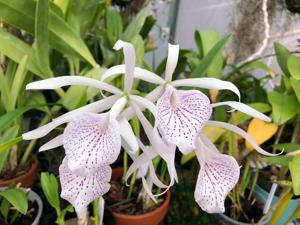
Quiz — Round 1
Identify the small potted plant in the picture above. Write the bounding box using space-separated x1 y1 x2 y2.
0 185 43 225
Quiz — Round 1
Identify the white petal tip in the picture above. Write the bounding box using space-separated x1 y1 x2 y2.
113 40 126 50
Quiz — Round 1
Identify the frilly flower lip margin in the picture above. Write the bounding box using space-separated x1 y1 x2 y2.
22 40 279 214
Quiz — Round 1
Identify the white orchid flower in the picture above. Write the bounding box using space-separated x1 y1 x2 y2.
22 40 171 212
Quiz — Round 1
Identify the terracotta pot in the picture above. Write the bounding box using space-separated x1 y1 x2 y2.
0 155 38 188
111 167 171 225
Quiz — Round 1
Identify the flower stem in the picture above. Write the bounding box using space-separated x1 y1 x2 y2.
291 113 300 143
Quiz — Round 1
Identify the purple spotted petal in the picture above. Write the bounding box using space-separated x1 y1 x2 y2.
59 157 111 213
157 88 212 154
194 150 240 213
63 113 121 176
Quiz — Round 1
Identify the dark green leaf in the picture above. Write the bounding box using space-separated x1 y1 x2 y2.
106 9 123 46
287 55 300 80
194 29 223 78
41 172 60 211
274 42 290 76
0 188 28 214
290 77 300 103
0 105 41 133
192 33 232 77
0 29 43 77
0 126 19 173
66 0 99 37
35 0 52 77
289 155 300 195
122 8 148 41
268 91 300 125
262 156 293 166
273 143 300 153
0 137 22 155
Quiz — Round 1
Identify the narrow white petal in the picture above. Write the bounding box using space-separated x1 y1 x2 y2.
101 65 165 85
22 95 118 140
121 85 164 120
113 40 136 93
206 121 281 156
165 44 179 82
131 102 178 182
23 120 63 140
39 135 63 151
118 118 139 153
171 78 241 101
142 176 157 203
211 101 271 122
26 76 122 95
109 96 127 119
130 95 158 119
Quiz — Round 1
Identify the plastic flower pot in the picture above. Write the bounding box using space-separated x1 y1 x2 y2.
0 187 43 225
254 184 300 225
27 188 43 225
0 155 38 188
110 168 171 225
211 187 271 225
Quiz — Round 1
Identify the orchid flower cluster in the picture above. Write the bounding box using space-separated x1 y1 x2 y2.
23 40 276 214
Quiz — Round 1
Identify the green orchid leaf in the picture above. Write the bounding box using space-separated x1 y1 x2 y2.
66 0 99 37
290 77 300 102
35 0 52 77
0 126 19 173
268 91 300 125
289 155 300 195
41 172 60 211
0 29 43 77
106 9 123 46
273 143 300 153
0 188 28 214
122 7 148 41
274 42 290 76
287 55 300 80
262 156 293 166
194 29 223 78
192 33 232 77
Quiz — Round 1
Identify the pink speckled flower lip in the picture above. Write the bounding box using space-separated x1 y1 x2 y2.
23 40 279 214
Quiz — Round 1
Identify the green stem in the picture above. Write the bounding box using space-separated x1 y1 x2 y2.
93 198 100 225
273 124 285 154
123 151 128 181
291 113 300 143
127 170 137 199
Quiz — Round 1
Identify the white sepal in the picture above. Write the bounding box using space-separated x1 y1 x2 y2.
165 44 179 82
211 101 271 122
26 76 122 95
206 120 282 156
39 135 63 151
171 78 241 101
113 40 136 93
101 65 165 85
